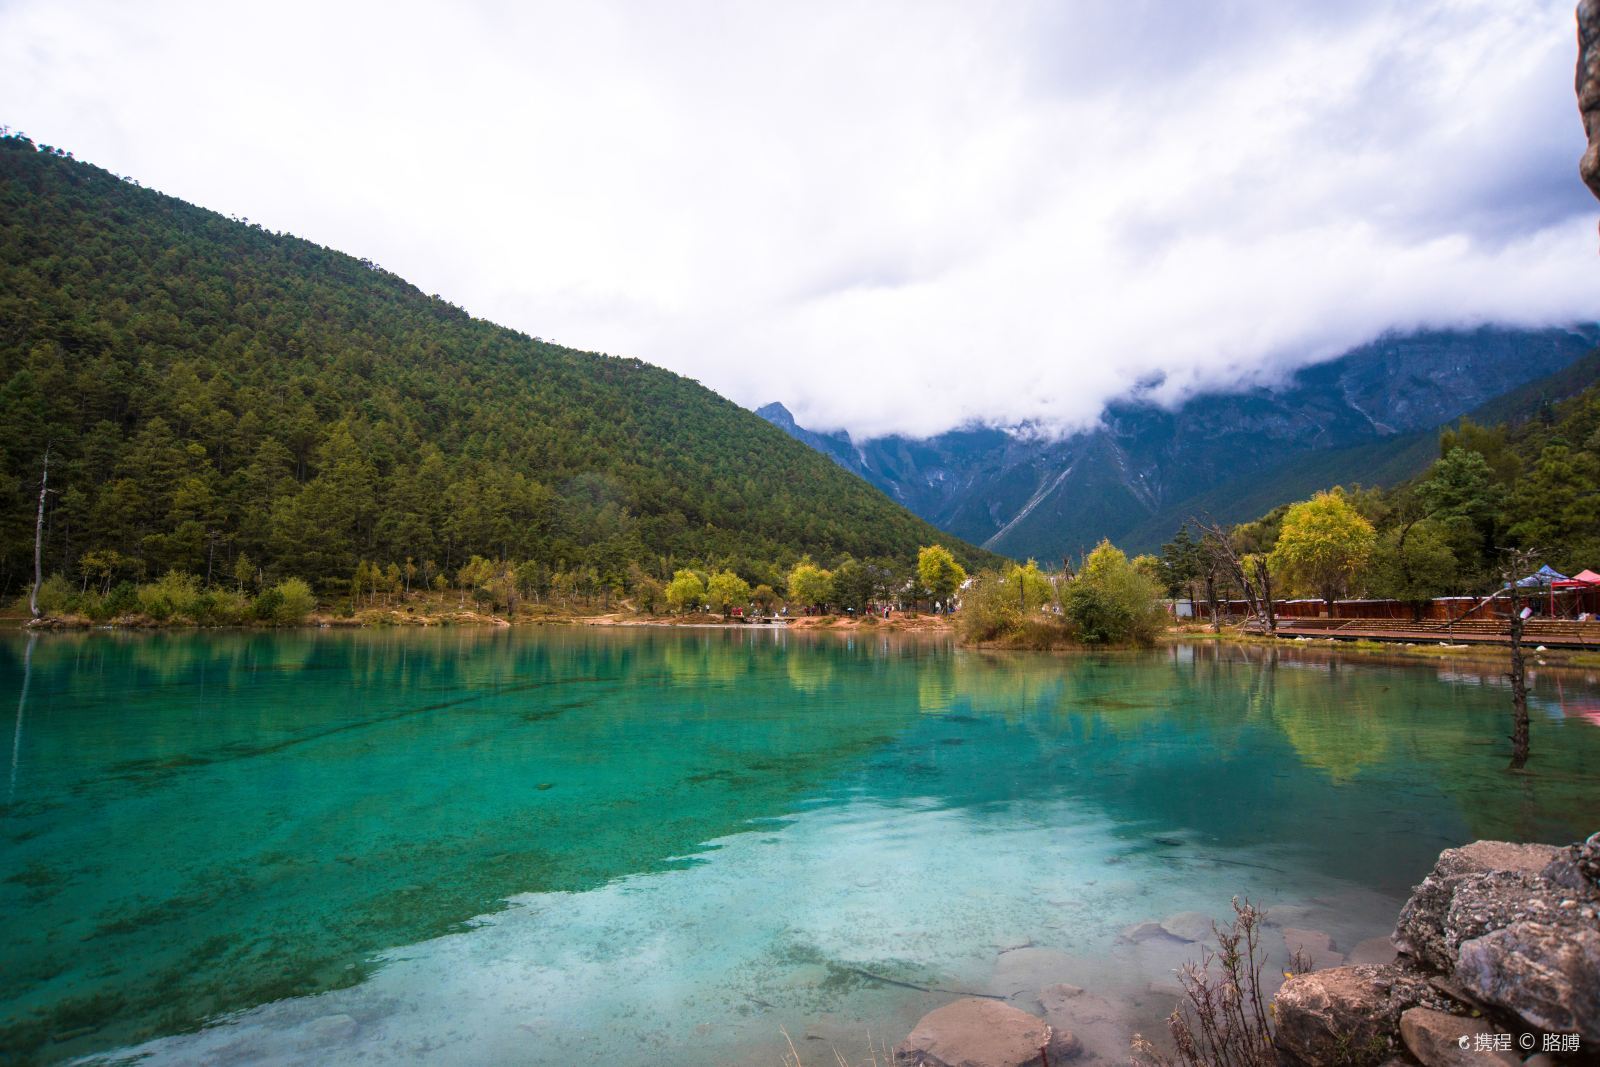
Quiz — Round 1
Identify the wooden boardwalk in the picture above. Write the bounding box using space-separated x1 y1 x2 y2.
1257 617 1600 650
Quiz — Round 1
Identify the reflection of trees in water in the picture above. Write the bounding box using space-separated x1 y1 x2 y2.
10 633 34 801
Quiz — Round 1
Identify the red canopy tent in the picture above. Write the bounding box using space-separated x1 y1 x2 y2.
1553 569 1600 617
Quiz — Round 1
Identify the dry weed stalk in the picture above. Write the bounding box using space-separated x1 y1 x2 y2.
1132 897 1305 1067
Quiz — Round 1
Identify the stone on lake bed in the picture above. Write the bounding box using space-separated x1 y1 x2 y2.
1348 935 1399 966
1119 921 1172 943
1035 983 1136 1063
1159 911 1216 943
1035 982 1083 1016
301 1014 359 1045
1281 926 1345 971
894 998 1078 1067
991 946 1080 993
1261 902 1317 927
1281 927 1333 953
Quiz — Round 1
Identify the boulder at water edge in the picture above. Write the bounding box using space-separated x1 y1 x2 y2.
1272 962 1447 1065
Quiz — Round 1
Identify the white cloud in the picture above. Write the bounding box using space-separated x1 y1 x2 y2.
3 0 1596 438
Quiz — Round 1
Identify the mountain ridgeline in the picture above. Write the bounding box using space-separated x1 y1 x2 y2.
0 135 1000 600
762 326 1600 561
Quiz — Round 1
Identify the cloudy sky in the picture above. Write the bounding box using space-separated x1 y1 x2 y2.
3 0 1597 438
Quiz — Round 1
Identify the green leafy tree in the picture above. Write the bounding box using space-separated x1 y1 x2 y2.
1268 489 1377 612
917 544 966 606
665 568 706 613
705 570 751 615
1004 559 1054 613
831 559 876 612
786 560 833 611
1159 526 1203 608
1129 553 1162 583
630 571 666 614
1367 519 1458 605
1506 445 1600 561
232 551 256 593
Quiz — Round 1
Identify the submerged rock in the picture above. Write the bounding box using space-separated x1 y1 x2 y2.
1348 936 1399 967
1035 983 1131 1064
1280 926 1345 971
893 998 1077 1067
1159 911 1216 943
991 946 1079 995
1119 921 1171 944
1035 982 1083 1017
301 1013 360 1045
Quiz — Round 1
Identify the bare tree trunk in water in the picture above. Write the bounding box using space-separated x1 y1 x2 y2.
1503 549 1537 770
11 633 35 801
1205 572 1219 634
29 448 50 620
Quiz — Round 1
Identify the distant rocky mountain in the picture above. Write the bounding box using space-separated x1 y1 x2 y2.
760 326 1600 561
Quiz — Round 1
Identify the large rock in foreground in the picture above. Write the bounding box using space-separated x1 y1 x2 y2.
1391 834 1600 1045
1581 0 1600 200
1392 841 1562 971
894 998 1076 1067
1455 923 1600 1043
1272 962 1445 1065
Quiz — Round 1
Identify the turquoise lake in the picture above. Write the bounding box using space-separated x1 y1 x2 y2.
2 627 1599 1066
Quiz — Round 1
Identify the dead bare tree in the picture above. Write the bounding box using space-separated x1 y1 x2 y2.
1501 548 1539 770
28 446 51 620
1194 517 1276 634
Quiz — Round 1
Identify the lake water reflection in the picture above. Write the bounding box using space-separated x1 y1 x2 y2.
2 628 1597 1065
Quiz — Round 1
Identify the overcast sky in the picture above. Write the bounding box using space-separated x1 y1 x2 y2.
3 0 1597 439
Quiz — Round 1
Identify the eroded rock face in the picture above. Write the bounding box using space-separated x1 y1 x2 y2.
1455 923 1600 1044
894 998 1077 1067
1272 962 1447 1066
1393 841 1563 971
1581 0 1600 200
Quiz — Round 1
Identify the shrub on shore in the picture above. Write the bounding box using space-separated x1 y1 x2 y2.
957 543 1167 648
20 569 318 626
956 561 1076 648
1061 540 1168 645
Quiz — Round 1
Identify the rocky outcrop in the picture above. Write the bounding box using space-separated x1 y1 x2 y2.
1275 832 1600 1065
1393 840 1563 972
894 835 1596 1067
1456 924 1600 1041
1580 0 1600 201
1273 962 1449 1064
893 998 1078 1067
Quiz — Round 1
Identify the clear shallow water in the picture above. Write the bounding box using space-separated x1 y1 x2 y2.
2 629 1598 1066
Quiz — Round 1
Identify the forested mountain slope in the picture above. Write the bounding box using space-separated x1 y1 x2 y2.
1196 362 1600 602
0 135 997 596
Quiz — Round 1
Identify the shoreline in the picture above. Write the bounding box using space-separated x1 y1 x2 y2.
9 611 1600 673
